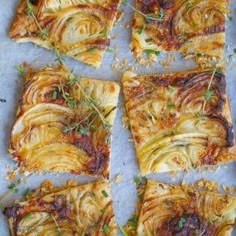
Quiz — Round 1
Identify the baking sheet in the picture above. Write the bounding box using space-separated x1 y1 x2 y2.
0 0 236 235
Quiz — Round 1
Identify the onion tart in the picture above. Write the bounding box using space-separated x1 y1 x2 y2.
136 180 236 236
9 66 120 178
10 0 121 68
4 181 117 235
132 0 228 67
122 70 235 175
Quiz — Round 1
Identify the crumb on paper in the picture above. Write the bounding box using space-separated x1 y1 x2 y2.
115 10 125 24
160 54 176 68
114 175 122 183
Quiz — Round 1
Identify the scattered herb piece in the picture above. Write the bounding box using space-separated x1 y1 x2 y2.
17 65 25 77
23 213 32 221
51 91 58 100
103 224 110 234
100 209 106 214
8 183 18 193
137 24 146 34
87 48 97 52
106 48 113 53
168 85 177 92
133 176 146 185
118 225 128 236
23 188 31 198
144 49 160 56
101 190 109 198
128 216 138 230
167 103 175 109
204 90 214 101
177 217 186 228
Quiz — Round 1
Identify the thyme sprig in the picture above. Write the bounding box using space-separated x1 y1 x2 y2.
122 0 165 22
26 0 112 134
0 173 32 210
202 67 221 112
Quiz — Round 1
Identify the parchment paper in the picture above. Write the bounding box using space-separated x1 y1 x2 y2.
0 1 236 235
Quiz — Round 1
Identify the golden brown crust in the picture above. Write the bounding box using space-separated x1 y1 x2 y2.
122 69 236 175
10 0 121 68
9 65 120 178
137 180 236 236
132 0 228 67
4 181 117 236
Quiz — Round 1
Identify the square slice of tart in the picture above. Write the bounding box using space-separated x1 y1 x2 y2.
4 181 117 236
131 0 228 67
122 70 236 175
9 65 120 178
136 180 236 236
10 0 121 68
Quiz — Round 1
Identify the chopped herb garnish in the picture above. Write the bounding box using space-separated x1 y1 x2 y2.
103 224 110 234
16 65 25 77
167 103 175 109
106 48 113 53
122 0 165 22
118 225 128 236
100 208 106 214
128 216 138 230
51 91 58 100
144 49 160 56
137 24 146 34
133 176 146 185
168 85 177 92
204 90 214 101
23 188 31 198
186 0 193 9
8 183 18 193
23 213 32 221
87 48 97 52
177 217 186 228
101 190 109 198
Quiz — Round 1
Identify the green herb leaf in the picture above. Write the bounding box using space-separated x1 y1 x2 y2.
8 183 18 193
137 24 146 34
51 91 58 100
103 224 110 234
23 188 31 198
133 176 146 185
167 103 175 109
87 48 97 52
186 0 194 9
128 216 138 230
26 0 36 16
100 208 106 214
23 213 32 221
177 217 186 228
106 48 113 53
168 85 177 92
204 90 214 101
144 49 160 56
101 190 109 198
118 225 128 236
16 65 25 77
